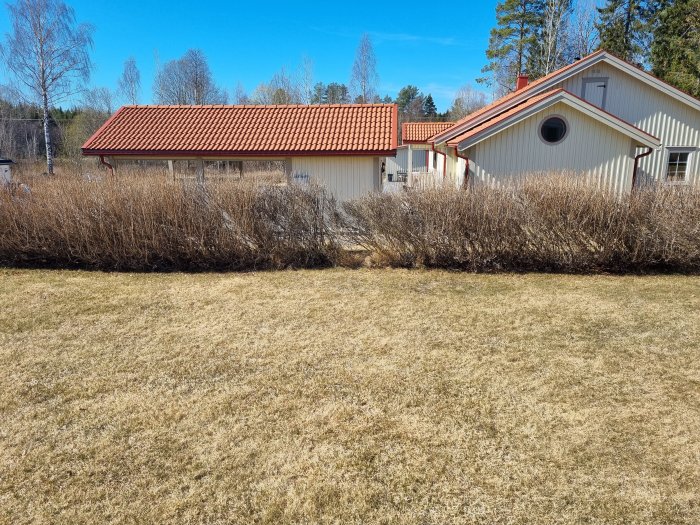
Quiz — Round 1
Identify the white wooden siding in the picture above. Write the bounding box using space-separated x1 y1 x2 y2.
291 156 378 201
555 62 700 185
465 101 635 195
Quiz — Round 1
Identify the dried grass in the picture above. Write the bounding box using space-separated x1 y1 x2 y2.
1 269 698 523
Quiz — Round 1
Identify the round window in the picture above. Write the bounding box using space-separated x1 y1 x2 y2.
539 116 568 144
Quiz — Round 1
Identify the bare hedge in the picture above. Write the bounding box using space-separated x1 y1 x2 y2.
1 174 698 273
0 176 340 271
344 177 700 273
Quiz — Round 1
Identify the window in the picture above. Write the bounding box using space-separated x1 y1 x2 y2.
539 116 568 145
666 150 692 183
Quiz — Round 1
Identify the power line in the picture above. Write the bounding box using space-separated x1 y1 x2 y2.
0 117 77 122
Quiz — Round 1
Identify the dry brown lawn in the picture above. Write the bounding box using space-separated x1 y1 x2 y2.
0 269 698 524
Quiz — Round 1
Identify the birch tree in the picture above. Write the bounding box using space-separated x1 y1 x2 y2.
568 0 600 59
528 0 572 77
118 57 140 105
154 49 227 105
0 0 93 174
350 34 379 103
297 56 314 104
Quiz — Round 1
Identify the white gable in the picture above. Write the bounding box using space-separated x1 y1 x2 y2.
464 101 638 196
553 60 700 185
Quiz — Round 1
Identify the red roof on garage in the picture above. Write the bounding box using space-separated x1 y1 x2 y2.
82 104 399 157
402 122 455 144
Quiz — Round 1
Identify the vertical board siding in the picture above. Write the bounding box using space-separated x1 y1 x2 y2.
291 156 376 202
557 62 700 185
466 102 634 196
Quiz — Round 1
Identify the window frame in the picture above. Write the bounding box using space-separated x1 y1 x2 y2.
538 114 570 146
665 147 696 185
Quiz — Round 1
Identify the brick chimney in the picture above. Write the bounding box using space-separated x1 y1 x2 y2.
516 73 529 91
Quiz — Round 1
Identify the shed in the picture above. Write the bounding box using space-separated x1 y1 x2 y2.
81 104 398 201
0 157 14 185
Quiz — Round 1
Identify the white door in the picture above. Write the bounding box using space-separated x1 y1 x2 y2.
582 78 608 109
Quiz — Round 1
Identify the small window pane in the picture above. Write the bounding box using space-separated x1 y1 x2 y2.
540 117 567 144
667 151 691 182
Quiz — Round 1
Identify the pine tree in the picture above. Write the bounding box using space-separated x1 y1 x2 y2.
423 94 438 117
480 0 545 94
596 0 660 64
396 85 420 113
651 0 700 97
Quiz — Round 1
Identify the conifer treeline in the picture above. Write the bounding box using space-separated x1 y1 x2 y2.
481 0 700 97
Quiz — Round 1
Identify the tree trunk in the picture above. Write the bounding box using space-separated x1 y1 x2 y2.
41 89 53 175
624 0 633 60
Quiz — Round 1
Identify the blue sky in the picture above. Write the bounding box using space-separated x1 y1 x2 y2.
0 0 498 112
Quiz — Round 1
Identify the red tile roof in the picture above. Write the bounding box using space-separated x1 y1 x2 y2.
402 121 455 144
82 104 399 157
445 89 659 148
446 91 561 147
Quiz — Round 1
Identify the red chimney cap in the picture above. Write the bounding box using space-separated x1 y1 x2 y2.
516 74 529 91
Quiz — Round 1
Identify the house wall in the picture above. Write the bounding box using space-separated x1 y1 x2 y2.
435 145 465 187
386 148 429 174
464 101 636 195
554 62 700 185
291 156 379 201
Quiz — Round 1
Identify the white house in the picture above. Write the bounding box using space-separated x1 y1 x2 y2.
404 50 700 194
82 104 398 202
83 52 699 201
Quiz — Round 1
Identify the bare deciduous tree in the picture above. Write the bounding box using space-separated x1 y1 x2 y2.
153 49 227 105
350 34 379 103
297 55 314 104
0 0 93 174
252 67 305 105
83 87 114 114
233 83 250 104
537 0 573 75
568 0 600 60
448 85 488 120
118 57 140 105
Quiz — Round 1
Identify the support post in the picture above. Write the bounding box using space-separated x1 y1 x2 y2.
167 160 175 182
239 160 244 179
406 145 413 187
284 157 293 184
196 158 205 184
